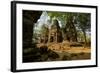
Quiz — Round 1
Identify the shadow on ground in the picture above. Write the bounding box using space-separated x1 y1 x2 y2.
23 44 91 63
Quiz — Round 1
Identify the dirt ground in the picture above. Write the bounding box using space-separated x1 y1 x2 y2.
23 42 91 62
36 42 91 61
36 42 91 53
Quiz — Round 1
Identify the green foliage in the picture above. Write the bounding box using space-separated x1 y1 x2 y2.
47 12 77 27
77 13 91 31
76 13 91 44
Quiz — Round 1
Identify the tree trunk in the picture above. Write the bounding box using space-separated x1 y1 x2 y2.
83 30 87 46
65 18 77 42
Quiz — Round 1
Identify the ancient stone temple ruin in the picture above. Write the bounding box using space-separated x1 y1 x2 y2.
39 19 63 43
48 19 62 43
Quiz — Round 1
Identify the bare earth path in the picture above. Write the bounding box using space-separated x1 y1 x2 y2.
36 42 91 60
37 42 91 53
